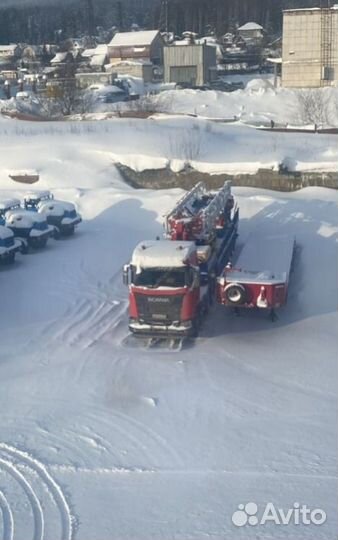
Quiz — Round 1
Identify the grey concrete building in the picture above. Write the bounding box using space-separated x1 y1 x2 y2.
163 44 217 87
282 6 338 88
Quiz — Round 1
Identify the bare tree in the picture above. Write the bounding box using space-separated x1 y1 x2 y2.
297 88 332 127
54 81 81 116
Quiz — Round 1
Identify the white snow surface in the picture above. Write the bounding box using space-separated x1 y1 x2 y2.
226 234 296 284
0 115 337 540
0 112 333 175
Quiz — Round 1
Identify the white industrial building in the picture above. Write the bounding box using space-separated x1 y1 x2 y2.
282 6 338 87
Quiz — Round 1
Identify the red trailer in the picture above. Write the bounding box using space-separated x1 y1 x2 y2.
217 234 296 319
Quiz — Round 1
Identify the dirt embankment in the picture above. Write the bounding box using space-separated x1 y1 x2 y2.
116 164 338 192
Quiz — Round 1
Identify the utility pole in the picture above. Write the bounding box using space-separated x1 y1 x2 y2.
85 0 95 39
159 0 169 33
117 1 124 31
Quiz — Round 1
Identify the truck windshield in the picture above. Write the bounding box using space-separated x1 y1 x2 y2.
132 267 189 289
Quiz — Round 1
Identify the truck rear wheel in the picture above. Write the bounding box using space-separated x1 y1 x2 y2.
225 283 247 305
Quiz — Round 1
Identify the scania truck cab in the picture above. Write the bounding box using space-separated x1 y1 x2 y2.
124 240 213 337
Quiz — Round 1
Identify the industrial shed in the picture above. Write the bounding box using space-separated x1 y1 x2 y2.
163 43 217 87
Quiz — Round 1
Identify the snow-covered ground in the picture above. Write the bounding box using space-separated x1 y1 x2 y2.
0 114 337 177
2 76 338 129
0 114 337 540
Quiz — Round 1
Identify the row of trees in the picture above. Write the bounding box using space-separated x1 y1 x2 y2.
166 0 322 35
0 0 158 45
0 0 320 45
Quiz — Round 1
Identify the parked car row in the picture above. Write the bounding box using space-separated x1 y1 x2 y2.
0 191 82 264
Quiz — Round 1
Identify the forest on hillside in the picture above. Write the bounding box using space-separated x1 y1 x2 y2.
0 0 321 44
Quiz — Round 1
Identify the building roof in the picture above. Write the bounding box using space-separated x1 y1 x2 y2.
283 7 319 13
284 6 338 12
90 54 107 67
51 52 69 64
109 30 159 48
0 44 18 52
238 22 263 31
82 48 97 58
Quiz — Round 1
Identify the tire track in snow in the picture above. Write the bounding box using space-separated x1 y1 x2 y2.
0 490 14 540
63 267 129 348
23 262 128 351
0 457 44 540
0 444 74 540
85 407 184 469
52 296 128 349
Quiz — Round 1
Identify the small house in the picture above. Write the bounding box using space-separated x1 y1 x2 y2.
238 22 264 42
108 30 163 66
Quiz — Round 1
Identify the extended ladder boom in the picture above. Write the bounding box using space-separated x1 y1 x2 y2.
164 181 233 243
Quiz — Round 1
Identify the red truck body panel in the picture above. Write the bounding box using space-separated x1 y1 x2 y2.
217 234 295 310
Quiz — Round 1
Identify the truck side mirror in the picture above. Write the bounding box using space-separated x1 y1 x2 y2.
123 264 131 286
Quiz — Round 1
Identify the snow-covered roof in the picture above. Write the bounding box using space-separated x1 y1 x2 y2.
111 59 152 66
43 66 58 74
90 54 107 67
109 30 159 48
95 44 109 54
89 84 125 94
131 240 196 271
238 22 263 31
82 48 96 58
283 7 321 13
83 45 108 58
174 39 191 46
24 190 51 201
0 45 18 52
0 198 21 211
51 52 69 64
15 91 32 100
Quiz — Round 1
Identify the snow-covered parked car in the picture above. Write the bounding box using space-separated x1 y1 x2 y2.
23 191 82 237
0 225 22 264
0 198 54 251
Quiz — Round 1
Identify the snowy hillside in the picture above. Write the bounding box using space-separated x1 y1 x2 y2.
0 117 337 539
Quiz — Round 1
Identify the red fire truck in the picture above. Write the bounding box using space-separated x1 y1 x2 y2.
123 182 239 337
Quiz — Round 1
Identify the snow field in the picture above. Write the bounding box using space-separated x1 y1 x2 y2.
0 112 337 539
